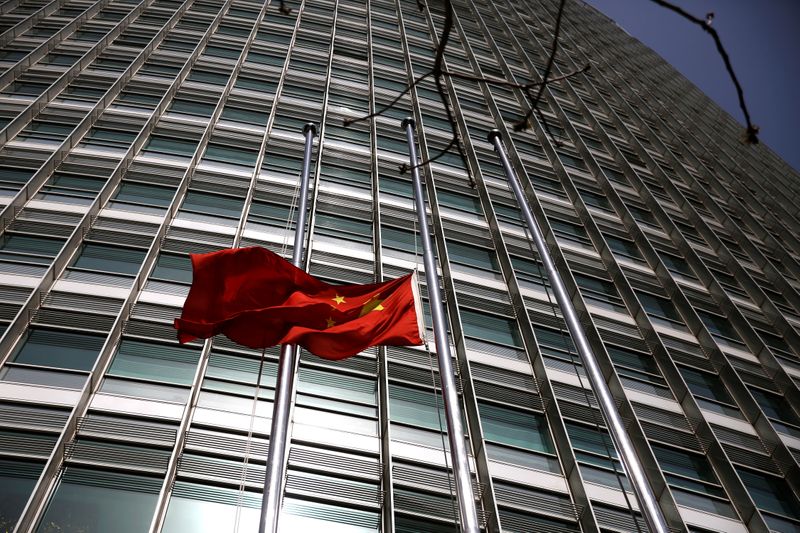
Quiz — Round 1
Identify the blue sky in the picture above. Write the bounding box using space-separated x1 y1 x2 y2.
584 0 800 172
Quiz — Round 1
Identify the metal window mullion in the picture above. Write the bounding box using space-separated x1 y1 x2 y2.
364 0 395 529
452 1 600 531
3 4 241 531
393 1 488 530
0 0 69 46
525 2 800 513
0 0 24 15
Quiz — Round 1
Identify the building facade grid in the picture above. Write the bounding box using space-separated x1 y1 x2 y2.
0 0 799 531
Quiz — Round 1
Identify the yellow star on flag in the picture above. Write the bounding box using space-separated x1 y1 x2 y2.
332 295 346 305
360 294 385 316
325 317 336 328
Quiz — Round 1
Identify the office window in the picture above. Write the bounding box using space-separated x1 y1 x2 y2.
0 234 64 264
107 339 200 386
72 243 146 276
151 253 193 283
737 467 800 529
12 329 104 371
749 387 800 438
479 402 555 455
162 482 260 533
446 240 499 271
35 468 160 533
182 191 244 219
0 459 43 531
460 309 522 348
113 182 175 207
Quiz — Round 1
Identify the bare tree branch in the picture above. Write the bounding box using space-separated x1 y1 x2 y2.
648 0 759 143
344 70 435 127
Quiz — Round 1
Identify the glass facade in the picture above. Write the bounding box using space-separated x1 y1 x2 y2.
0 0 799 531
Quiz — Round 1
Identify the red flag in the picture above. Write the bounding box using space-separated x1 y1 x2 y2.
173 247 424 359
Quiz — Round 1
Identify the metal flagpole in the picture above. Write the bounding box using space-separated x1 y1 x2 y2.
487 129 670 533
259 122 317 533
402 118 481 533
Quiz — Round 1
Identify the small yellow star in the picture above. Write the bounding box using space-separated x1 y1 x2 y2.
374 303 384 311
325 317 336 328
332 295 346 305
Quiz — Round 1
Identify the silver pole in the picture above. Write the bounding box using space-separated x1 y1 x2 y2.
487 130 669 533
402 118 481 533
259 122 317 533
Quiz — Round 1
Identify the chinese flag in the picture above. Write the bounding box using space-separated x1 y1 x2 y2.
173 247 424 359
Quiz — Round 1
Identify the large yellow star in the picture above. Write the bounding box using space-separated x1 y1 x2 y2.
332 295 346 305
360 294 385 316
325 317 336 328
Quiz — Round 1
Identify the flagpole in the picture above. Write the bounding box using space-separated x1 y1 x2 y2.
259 122 317 533
487 130 670 533
402 118 481 533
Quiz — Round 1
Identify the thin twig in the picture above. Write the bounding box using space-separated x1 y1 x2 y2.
344 70 434 126
648 0 758 143
514 0 567 132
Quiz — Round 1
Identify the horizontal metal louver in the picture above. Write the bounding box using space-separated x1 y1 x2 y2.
499 509 580 533
711 424 771 454
494 483 579 522
0 302 20 320
455 292 514 317
386 346 434 367
164 228 233 249
288 445 379 479
32 308 117 332
185 428 269 459
142 280 190 297
592 504 647 533
619 377 673 400
300 349 376 375
131 302 182 322
631 401 692 431
473 381 543 412
0 402 70 431
285 470 380 506
171 480 261 507
60 467 163 494
388 362 439 388
62 269 134 288
8 219 77 237
0 429 57 458
393 462 480 495
85 229 156 248
44 292 124 315
125 319 202 344
640 421 702 451
594 320 647 350
311 250 374 273
162 237 228 255
66 438 171 474
17 208 84 225
470 363 537 393
0 262 49 277
308 262 374 284
78 414 177 447
464 337 527 362
552 382 599 408
721 444 780 474
0 285 32 303
178 453 265 486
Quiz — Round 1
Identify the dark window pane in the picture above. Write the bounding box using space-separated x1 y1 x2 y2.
12 329 104 371
72 243 146 275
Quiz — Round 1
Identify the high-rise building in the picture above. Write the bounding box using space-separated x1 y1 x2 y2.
1 0 799 531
